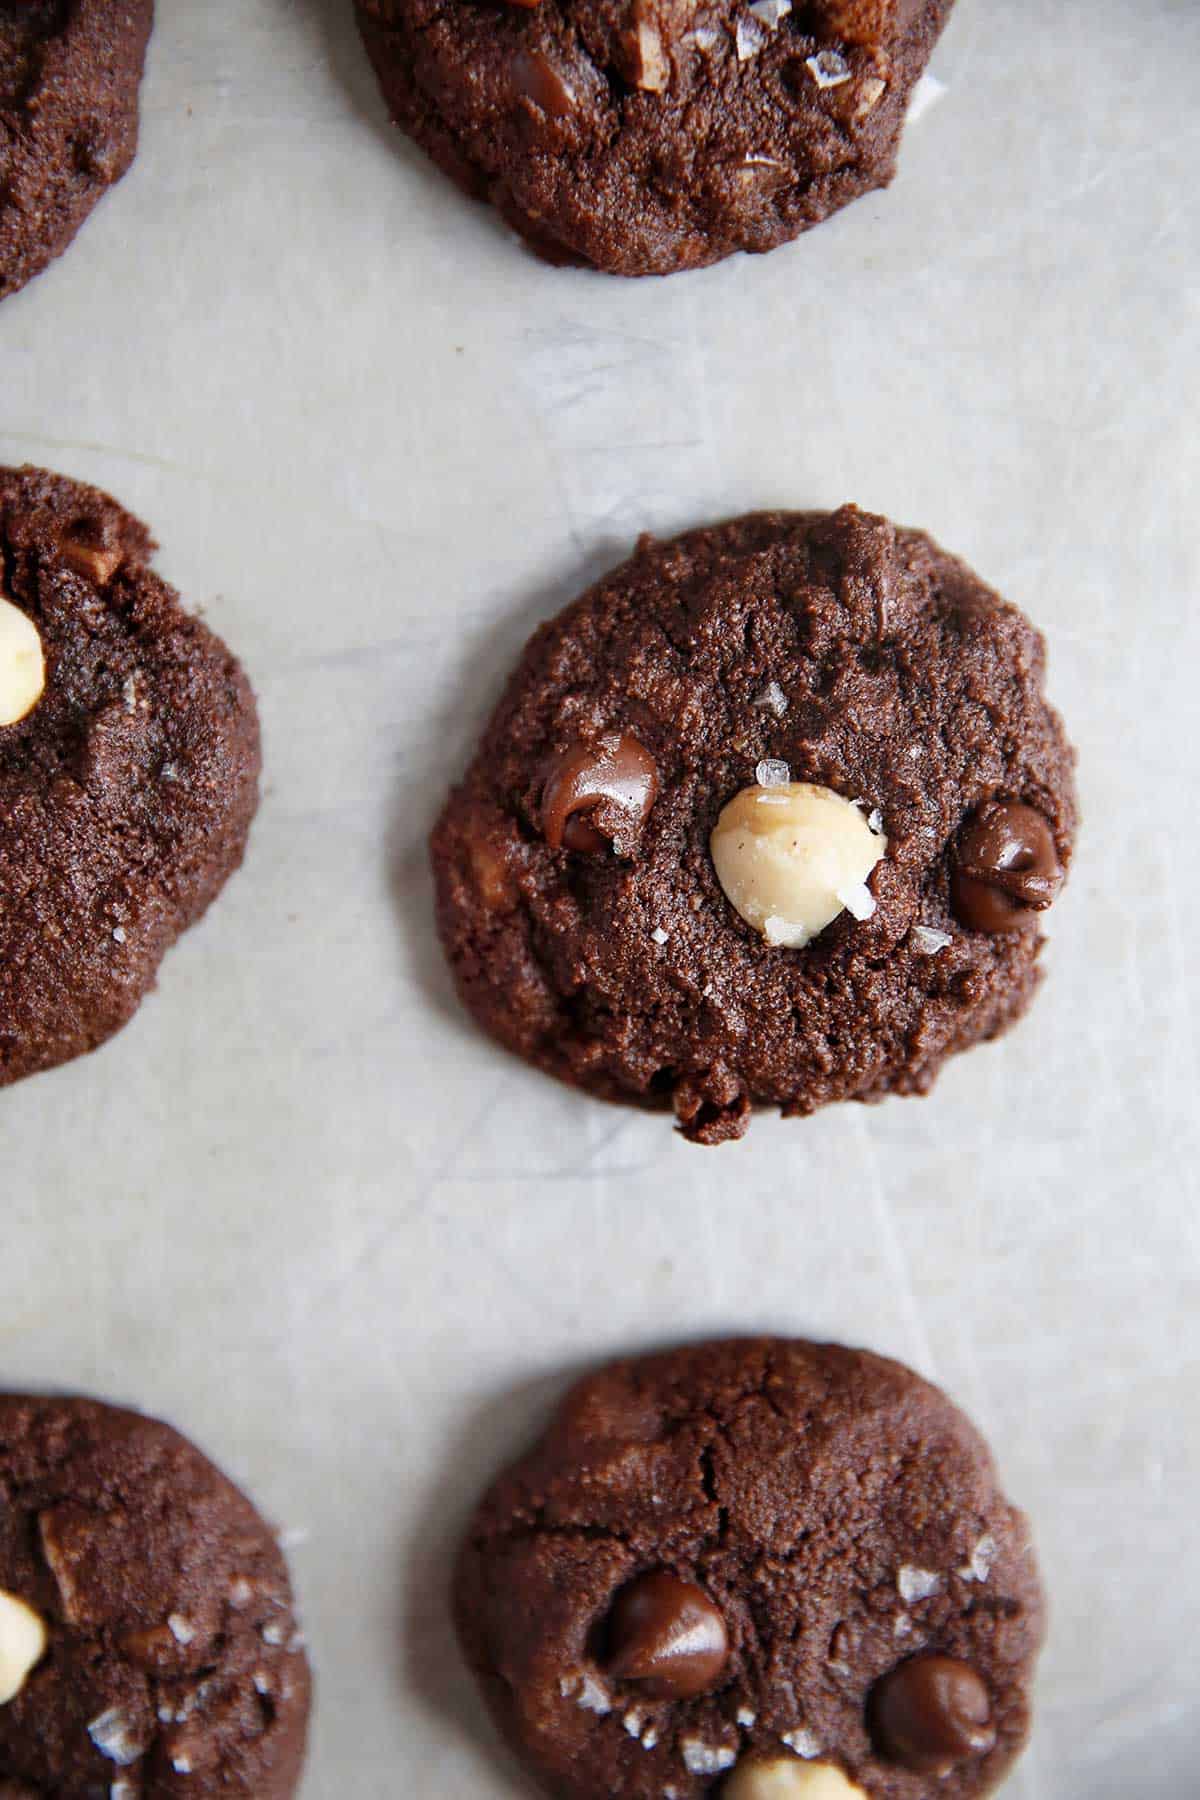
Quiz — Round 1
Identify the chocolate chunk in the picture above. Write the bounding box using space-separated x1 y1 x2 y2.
869 1653 996 1774
540 733 658 853
952 800 1062 933
511 50 575 118
603 1571 729 1698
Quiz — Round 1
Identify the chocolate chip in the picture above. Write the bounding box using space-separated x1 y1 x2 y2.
951 800 1062 933
603 1571 729 1699
540 733 658 853
511 49 575 118
869 1653 996 1775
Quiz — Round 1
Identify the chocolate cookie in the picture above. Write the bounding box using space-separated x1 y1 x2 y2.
0 0 154 302
0 465 261 1087
0 1394 311 1797
431 506 1076 1143
354 0 954 276
455 1338 1044 1800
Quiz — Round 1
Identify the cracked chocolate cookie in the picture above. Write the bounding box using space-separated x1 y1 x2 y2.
0 0 154 302
0 465 261 1087
355 0 954 276
455 1337 1044 1800
431 506 1076 1143
0 1394 311 1797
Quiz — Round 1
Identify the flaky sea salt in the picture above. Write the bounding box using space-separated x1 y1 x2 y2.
112 926 127 944
806 49 851 88
736 1706 757 1727
911 924 952 954
736 14 767 60
781 1726 823 1758
960 1533 999 1583
836 882 877 922
868 808 885 835
755 757 790 787
651 926 670 945
560 1671 612 1715
748 0 791 26
897 1565 943 1604
168 1614 195 1645
752 680 788 718
681 1738 738 1774
88 1708 148 1767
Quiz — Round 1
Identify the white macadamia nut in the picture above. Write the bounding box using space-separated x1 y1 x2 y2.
0 595 46 727
710 782 886 949
724 1757 868 1800
0 1590 48 1704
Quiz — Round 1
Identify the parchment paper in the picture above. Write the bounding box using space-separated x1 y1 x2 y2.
1 1 1198 1794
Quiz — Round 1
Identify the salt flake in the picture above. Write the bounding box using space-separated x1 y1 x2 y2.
897 1564 943 1604
88 1708 148 1767
806 49 851 88
681 1737 737 1774
748 0 791 26
835 882 876 922
755 757 790 787
781 1726 823 1758
911 924 951 954
960 1533 998 1583
752 680 789 718
736 14 767 60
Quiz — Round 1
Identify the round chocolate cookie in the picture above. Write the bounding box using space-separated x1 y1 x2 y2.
455 1338 1045 1800
431 506 1077 1143
0 465 261 1087
0 0 154 302
355 0 954 276
0 1394 311 1796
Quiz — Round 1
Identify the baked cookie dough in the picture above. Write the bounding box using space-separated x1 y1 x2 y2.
0 465 261 1087
355 0 954 276
0 0 154 301
455 1337 1044 1800
431 505 1077 1143
0 1394 310 1797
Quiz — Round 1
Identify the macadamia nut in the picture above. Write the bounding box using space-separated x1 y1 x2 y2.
724 1757 868 1799
710 782 886 948
0 595 46 727
0 1590 48 1704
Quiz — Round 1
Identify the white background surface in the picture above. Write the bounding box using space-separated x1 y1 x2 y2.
2 1 1198 1795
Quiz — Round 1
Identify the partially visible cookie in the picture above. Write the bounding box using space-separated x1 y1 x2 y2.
431 506 1077 1142
0 465 261 1086
0 0 154 301
355 0 954 276
455 1337 1045 1800
0 1394 311 1797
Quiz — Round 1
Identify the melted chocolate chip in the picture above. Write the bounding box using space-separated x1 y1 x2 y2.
869 1653 995 1775
603 1571 729 1699
951 800 1062 933
541 733 658 854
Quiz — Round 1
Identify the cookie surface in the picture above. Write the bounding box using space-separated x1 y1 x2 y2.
355 0 953 276
0 1395 310 1797
431 506 1077 1143
0 0 154 301
0 465 261 1087
455 1337 1044 1799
